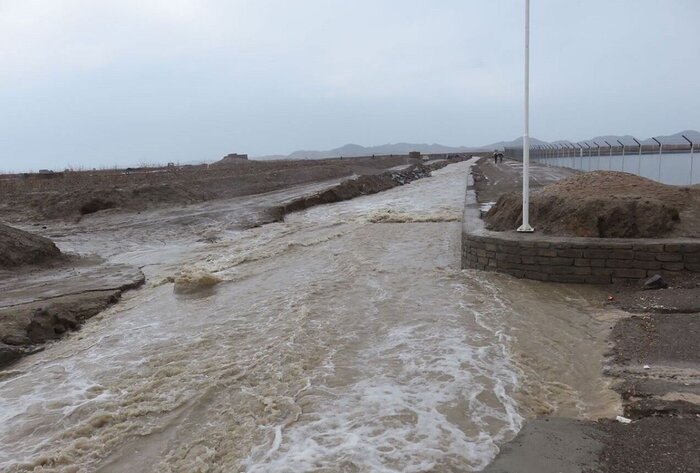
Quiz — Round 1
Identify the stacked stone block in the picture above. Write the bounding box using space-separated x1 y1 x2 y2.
462 233 700 284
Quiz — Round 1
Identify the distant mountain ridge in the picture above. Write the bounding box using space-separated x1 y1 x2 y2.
256 142 474 160
252 129 699 160
481 130 700 149
479 136 551 150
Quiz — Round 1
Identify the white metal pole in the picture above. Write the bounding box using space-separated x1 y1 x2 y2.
622 145 625 170
683 134 694 185
639 146 641 176
518 0 534 232
634 138 642 176
579 145 583 170
652 137 662 182
691 144 695 185
618 140 625 172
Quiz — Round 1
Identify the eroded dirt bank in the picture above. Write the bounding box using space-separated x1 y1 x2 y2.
0 223 62 268
0 154 441 222
267 160 455 222
0 223 145 367
0 261 146 368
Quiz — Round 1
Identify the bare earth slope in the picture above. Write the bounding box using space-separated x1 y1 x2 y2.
485 171 700 238
0 223 62 268
0 155 429 222
0 224 145 369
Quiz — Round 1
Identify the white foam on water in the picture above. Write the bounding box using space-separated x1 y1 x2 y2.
244 280 524 473
479 201 496 213
365 208 461 223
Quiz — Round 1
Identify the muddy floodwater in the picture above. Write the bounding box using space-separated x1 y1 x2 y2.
0 161 620 472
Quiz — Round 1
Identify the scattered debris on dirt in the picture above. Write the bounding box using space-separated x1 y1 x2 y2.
609 272 700 313
595 417 700 473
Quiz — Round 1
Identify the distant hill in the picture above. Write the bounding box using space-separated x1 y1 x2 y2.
578 135 639 146
251 129 699 160
480 136 551 150
564 131 700 147
639 130 700 145
257 142 476 160
487 130 700 149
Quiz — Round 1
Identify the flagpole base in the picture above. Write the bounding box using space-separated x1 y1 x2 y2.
517 224 535 233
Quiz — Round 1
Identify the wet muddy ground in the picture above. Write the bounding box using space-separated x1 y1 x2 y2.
0 160 621 472
474 157 700 473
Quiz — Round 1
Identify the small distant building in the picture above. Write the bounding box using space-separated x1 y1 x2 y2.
221 153 248 163
408 151 421 160
36 169 62 179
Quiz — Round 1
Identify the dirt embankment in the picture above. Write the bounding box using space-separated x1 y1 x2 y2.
0 264 145 369
266 160 457 221
0 154 429 222
0 291 121 366
485 171 700 238
0 223 63 268
0 223 145 369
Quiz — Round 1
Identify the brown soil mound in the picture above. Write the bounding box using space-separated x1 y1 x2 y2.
0 223 62 268
267 161 451 220
39 183 208 219
485 171 700 238
0 154 431 222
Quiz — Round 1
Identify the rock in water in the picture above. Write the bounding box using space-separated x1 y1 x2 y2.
173 270 222 294
0 342 23 366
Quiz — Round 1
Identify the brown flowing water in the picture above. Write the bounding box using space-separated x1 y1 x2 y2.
0 161 619 472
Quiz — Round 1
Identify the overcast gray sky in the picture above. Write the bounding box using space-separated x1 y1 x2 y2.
1 0 698 171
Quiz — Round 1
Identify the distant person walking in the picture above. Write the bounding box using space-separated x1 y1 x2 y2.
493 150 498 164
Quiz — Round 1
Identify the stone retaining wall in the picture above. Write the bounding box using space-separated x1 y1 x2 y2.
462 232 700 283
462 179 700 284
